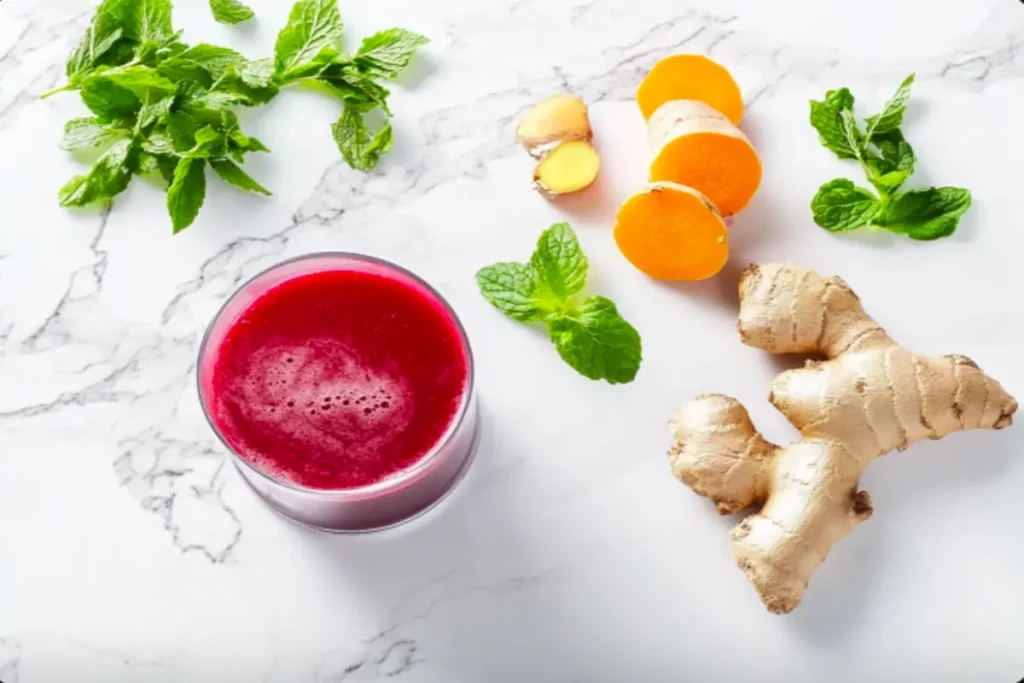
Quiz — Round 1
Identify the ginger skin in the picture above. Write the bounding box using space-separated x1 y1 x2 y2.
670 263 1018 614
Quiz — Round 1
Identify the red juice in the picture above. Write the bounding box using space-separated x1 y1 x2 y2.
198 254 478 531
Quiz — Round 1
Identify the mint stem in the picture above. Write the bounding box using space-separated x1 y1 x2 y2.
39 84 74 99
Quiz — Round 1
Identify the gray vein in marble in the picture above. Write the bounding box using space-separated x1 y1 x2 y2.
319 569 563 681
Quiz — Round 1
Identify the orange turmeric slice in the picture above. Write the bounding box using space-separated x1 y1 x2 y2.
637 54 744 124
614 182 728 281
648 101 761 217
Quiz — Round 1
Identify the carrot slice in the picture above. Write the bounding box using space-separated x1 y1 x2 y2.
614 182 728 281
648 101 761 217
637 55 743 124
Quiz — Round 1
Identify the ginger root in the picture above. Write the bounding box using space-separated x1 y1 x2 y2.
517 94 600 197
669 263 1018 614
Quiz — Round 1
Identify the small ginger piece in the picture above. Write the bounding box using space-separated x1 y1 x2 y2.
517 94 600 197
533 140 600 198
637 54 744 124
669 264 1018 614
614 182 727 280
648 100 761 217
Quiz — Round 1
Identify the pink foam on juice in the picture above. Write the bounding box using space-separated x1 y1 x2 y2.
202 267 469 491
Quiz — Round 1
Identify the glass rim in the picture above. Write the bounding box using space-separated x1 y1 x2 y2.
195 251 477 500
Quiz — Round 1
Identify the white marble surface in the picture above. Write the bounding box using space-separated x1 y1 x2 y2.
2 0 1024 680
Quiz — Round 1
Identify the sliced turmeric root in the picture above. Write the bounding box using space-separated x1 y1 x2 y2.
637 54 744 124
614 182 728 281
534 139 600 197
648 100 761 217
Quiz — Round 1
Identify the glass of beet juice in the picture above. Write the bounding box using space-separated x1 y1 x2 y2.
197 253 478 532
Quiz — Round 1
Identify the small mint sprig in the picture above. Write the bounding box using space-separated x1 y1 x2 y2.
476 223 642 384
808 74 971 240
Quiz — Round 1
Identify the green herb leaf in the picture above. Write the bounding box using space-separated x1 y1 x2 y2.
548 296 642 384
475 223 642 383
475 262 547 321
158 44 248 85
354 28 428 80
864 74 914 140
209 158 272 195
864 129 915 193
167 157 207 233
80 77 140 121
530 222 587 300
142 131 175 155
124 0 174 46
60 118 129 151
331 104 392 172
209 0 255 25
875 187 972 240
97 65 177 96
66 26 123 82
185 125 228 159
273 0 343 82
811 178 881 232
154 154 178 184
138 94 175 128
319 64 391 113
58 138 134 206
809 87 859 159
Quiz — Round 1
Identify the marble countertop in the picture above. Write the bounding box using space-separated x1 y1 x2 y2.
2 0 1024 680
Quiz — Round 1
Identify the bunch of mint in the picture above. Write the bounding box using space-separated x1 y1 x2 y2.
45 0 426 233
477 223 642 384
809 75 971 240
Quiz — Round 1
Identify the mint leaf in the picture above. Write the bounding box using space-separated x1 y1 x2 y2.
530 222 587 300
809 87 858 159
210 0 255 25
60 118 129 151
864 130 915 194
66 26 123 82
811 179 881 232
273 0 343 82
158 44 248 85
58 138 134 206
154 154 178 184
864 74 914 140
476 223 642 384
320 64 391 113
142 131 175 155
354 29 428 80
240 59 275 88
875 187 971 240
331 105 392 172
210 159 272 195
185 125 228 159
138 94 174 128
80 77 139 121
124 0 174 45
97 66 177 97
64 0 134 83
548 297 642 384
167 158 207 233
475 262 547 321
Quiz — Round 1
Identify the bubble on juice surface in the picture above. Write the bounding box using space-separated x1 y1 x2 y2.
230 336 412 441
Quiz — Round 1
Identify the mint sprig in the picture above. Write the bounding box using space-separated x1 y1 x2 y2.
809 74 972 241
476 223 642 385
44 0 427 233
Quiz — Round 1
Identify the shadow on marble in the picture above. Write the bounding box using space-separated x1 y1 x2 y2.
786 422 1019 644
